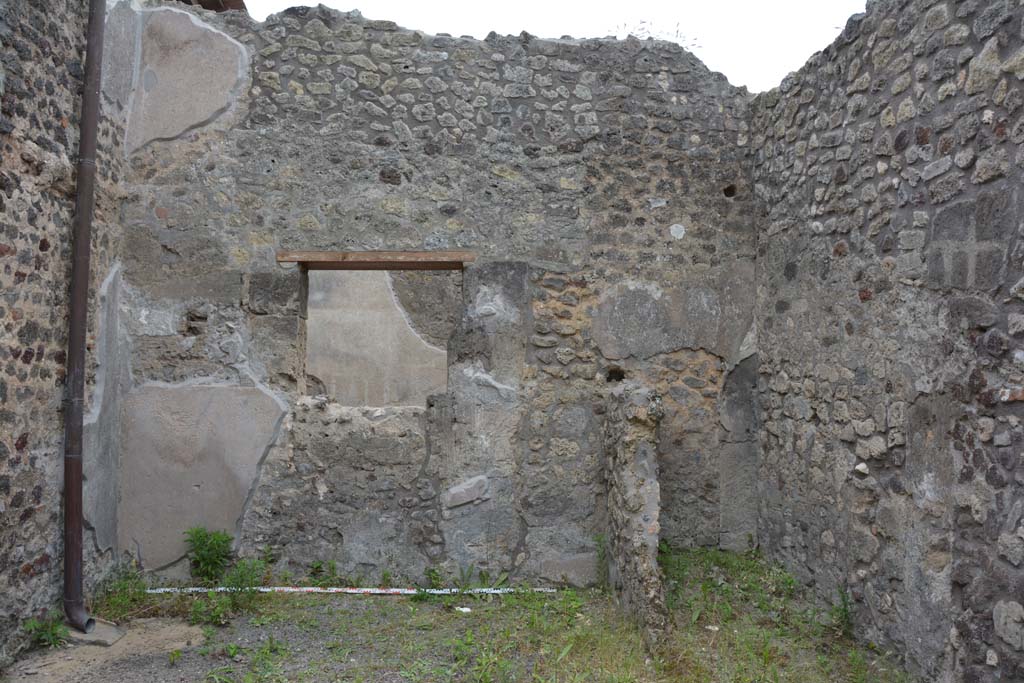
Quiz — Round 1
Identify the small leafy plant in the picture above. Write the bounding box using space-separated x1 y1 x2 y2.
830 588 855 639
224 558 267 611
24 616 69 649
424 566 444 590
190 591 232 626
185 527 233 583
455 565 476 592
205 666 234 682
595 533 610 590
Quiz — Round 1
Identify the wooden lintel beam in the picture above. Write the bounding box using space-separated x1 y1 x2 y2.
276 250 477 271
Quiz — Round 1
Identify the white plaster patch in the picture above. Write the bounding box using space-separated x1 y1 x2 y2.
307 271 447 406
736 323 757 364
121 283 182 336
462 363 517 400
471 285 519 323
622 279 664 300
85 263 123 424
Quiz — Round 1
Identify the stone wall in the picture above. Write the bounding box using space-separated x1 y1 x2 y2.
752 0 1024 679
14 0 1024 678
603 382 669 649
0 0 128 664
243 397 440 579
104 0 758 585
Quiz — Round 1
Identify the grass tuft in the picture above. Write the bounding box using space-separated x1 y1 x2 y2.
84 546 910 683
23 616 69 649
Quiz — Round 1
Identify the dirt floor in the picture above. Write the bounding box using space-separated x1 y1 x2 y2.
3 618 205 682
2 550 911 683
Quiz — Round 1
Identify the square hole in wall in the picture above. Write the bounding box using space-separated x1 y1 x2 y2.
305 270 462 407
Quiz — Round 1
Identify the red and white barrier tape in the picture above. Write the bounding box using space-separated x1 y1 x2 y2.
145 586 557 596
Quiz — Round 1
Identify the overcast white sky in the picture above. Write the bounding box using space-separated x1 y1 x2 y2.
244 0 866 92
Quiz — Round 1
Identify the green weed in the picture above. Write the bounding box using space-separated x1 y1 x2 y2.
23 616 69 649
91 566 149 621
190 591 232 626
830 588 855 639
185 527 233 584
224 558 267 611
424 566 444 589
595 533 610 590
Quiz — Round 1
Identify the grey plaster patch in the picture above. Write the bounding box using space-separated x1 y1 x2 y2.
718 441 759 552
84 264 129 553
593 279 752 361
438 479 524 577
125 7 248 152
388 270 462 349
593 280 675 361
117 382 285 569
520 526 599 587
101 1 140 111
306 270 447 407
719 355 758 439
718 356 759 552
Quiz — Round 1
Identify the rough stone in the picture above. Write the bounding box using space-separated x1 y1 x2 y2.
0 0 129 662
242 399 437 581
442 476 489 509
604 384 669 649
994 601 1024 651
966 38 1003 95
752 2 1024 678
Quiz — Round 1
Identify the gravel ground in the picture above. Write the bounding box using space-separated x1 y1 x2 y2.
3 592 613 683
2 551 912 683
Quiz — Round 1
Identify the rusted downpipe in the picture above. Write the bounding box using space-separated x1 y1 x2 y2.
63 0 106 634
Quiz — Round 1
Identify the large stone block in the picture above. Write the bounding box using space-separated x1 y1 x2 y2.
247 270 307 317
994 601 1024 651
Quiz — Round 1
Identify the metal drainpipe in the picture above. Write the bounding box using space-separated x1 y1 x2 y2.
63 0 106 634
